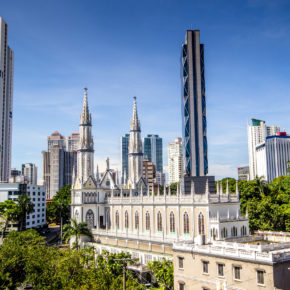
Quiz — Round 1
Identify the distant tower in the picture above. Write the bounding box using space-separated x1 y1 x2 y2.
77 88 94 183
128 97 143 188
181 30 208 177
143 134 163 172
121 133 130 184
21 163 38 184
168 137 183 184
0 18 14 181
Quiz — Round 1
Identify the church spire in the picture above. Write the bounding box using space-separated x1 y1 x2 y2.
80 88 91 125
130 96 140 131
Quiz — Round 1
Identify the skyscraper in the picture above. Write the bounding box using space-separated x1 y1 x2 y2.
247 118 280 180
121 134 129 184
168 138 183 184
143 134 163 172
68 131 80 152
21 163 37 184
181 30 208 177
0 18 14 181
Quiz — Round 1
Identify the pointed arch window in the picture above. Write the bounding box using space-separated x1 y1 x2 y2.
86 209 94 229
125 211 129 229
231 226 237 237
135 211 139 230
157 211 162 232
115 211 119 229
170 212 175 233
198 212 205 235
241 226 247 236
145 211 150 231
221 228 228 238
184 212 189 234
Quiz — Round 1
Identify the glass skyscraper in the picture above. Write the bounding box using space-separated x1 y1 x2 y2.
181 30 208 177
143 134 163 173
121 134 130 183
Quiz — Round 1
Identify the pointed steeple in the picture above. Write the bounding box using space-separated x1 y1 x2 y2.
80 88 91 125
96 165 100 182
130 96 140 131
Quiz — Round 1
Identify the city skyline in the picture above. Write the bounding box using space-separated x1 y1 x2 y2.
1 0 290 180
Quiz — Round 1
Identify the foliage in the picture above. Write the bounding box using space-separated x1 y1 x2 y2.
47 185 71 224
62 218 93 249
169 182 178 195
147 259 173 290
17 195 34 231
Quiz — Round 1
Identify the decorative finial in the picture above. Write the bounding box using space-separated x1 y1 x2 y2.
133 96 136 101
84 87 88 92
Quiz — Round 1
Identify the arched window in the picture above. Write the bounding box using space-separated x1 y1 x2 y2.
231 226 237 237
241 226 247 236
157 211 162 232
170 212 175 233
198 212 204 235
115 211 119 229
221 228 228 238
135 211 139 230
146 211 150 231
125 211 129 229
184 212 189 234
86 209 94 229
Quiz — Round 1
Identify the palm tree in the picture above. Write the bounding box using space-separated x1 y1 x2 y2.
63 218 93 250
17 195 34 231
254 176 267 195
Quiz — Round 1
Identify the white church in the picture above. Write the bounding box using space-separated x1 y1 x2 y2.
71 89 249 265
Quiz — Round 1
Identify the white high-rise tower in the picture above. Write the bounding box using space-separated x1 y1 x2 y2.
76 88 94 184
0 18 14 181
128 97 143 188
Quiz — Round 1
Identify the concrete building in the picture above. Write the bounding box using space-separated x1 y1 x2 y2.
248 119 280 180
237 166 250 181
0 18 14 182
155 171 165 186
121 133 130 184
21 163 37 185
0 182 46 231
181 30 208 177
168 138 183 185
144 134 163 173
256 133 290 182
142 160 156 192
68 131 79 177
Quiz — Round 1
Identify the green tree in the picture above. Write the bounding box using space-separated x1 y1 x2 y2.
169 182 178 195
63 218 93 249
0 200 19 241
147 259 173 290
17 195 34 231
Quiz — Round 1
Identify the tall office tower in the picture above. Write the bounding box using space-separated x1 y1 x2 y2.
256 132 290 182
181 30 208 177
47 130 66 150
142 160 156 192
0 18 14 182
68 131 80 152
143 134 163 172
168 138 183 184
21 163 37 184
128 97 143 188
121 134 129 184
247 118 280 180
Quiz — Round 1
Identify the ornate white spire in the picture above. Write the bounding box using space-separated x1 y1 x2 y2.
130 96 140 131
80 88 91 125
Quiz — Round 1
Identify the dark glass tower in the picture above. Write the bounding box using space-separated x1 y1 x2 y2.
121 134 130 183
181 30 208 177
143 134 163 172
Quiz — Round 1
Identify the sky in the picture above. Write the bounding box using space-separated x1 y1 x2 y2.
1 0 290 180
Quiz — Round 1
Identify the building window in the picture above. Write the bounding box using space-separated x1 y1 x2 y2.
135 211 139 230
183 212 189 234
157 211 162 232
231 227 237 237
257 270 265 285
125 211 129 229
170 211 175 233
26 222 30 225
146 211 150 231
234 266 241 280
241 226 247 236
178 257 184 269
202 261 209 274
198 212 204 235
179 282 185 290
115 211 119 229
221 228 228 238
217 264 224 277
85 209 94 229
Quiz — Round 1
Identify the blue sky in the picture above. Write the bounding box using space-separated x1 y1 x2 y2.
2 0 290 180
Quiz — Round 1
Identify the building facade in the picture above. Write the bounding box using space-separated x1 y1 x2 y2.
21 163 37 185
181 30 208 177
168 138 183 185
142 160 156 192
237 166 250 181
256 133 290 182
0 18 14 182
248 118 280 180
143 134 163 173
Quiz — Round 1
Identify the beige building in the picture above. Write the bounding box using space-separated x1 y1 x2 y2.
168 138 183 185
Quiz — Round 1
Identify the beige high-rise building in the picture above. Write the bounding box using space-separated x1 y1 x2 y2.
0 18 14 182
68 131 80 152
168 138 183 184
21 163 37 184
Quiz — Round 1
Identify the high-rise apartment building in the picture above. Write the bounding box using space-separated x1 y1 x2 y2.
168 138 183 184
0 18 14 182
143 159 156 192
121 134 129 184
256 133 290 182
237 166 250 181
181 30 208 177
247 118 280 180
143 134 163 173
68 131 80 152
21 163 37 184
